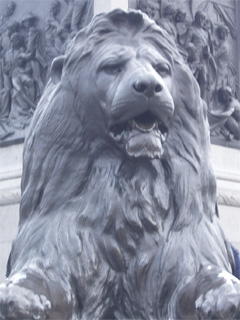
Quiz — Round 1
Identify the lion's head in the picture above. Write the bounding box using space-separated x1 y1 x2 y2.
18 9 216 233
69 14 176 160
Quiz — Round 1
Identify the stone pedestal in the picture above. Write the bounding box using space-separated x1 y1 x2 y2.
211 145 240 252
94 0 128 14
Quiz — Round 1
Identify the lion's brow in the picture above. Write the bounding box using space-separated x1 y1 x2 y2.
97 47 134 66
136 47 167 64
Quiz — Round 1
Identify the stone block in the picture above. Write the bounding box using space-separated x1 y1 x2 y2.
0 204 19 283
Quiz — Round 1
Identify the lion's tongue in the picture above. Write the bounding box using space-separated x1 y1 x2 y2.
134 112 156 132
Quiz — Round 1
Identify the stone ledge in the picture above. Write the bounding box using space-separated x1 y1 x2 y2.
0 175 239 208
0 169 22 182
0 144 239 207
0 187 21 206
217 191 240 207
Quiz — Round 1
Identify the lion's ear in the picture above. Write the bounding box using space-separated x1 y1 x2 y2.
50 55 66 84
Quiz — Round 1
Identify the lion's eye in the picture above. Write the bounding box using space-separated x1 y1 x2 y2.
155 64 171 77
102 64 123 75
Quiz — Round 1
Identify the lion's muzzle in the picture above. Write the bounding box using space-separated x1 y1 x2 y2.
109 65 174 159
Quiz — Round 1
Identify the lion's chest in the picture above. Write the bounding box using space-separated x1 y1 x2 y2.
112 242 176 319
80 226 198 319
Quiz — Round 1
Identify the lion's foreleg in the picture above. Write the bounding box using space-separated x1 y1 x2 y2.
0 267 75 320
176 266 240 320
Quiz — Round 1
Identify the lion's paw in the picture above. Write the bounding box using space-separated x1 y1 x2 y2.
196 273 240 319
0 282 51 320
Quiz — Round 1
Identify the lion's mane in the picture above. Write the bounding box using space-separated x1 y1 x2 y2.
7 9 233 319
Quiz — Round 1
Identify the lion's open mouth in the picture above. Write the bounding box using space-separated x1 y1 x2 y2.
109 111 168 159
110 111 168 137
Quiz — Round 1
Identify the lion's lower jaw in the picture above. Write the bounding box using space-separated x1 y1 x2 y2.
110 128 165 159
126 130 164 159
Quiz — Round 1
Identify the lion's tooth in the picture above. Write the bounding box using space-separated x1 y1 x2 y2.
135 122 155 132
131 119 136 130
161 133 167 142
134 118 156 132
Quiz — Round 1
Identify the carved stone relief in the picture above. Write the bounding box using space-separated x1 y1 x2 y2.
0 0 239 148
0 0 93 147
135 0 240 149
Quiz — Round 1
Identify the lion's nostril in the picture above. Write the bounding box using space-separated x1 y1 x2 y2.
134 81 148 93
155 84 162 93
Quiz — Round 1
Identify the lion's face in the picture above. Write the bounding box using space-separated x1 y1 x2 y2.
77 36 175 159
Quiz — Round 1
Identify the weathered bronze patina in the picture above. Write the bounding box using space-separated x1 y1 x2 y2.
0 9 240 319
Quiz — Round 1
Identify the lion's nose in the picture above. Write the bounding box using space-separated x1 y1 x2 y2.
133 75 163 97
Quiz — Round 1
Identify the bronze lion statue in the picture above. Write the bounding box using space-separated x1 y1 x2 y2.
0 9 240 320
